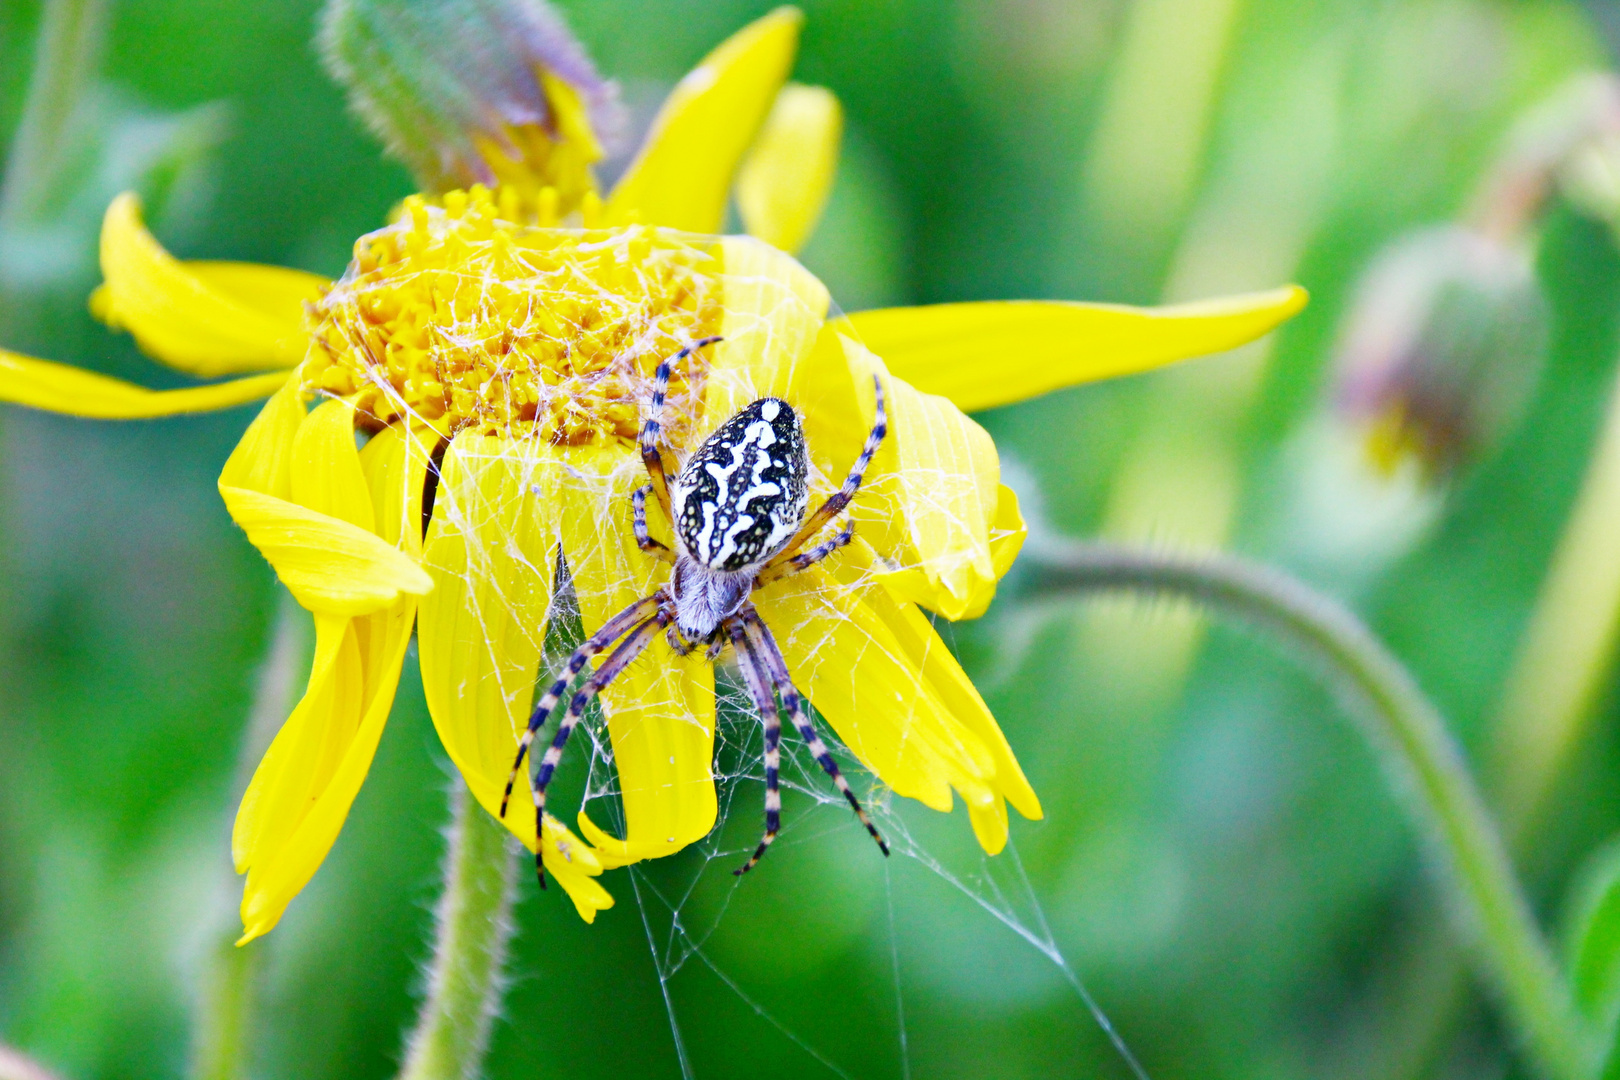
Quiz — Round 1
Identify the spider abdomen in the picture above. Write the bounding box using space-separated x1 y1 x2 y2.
670 397 808 573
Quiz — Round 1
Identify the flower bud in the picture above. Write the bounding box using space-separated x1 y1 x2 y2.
318 0 624 210
1333 226 1548 480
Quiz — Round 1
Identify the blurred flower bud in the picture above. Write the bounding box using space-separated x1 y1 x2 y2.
1334 226 1548 480
318 0 624 209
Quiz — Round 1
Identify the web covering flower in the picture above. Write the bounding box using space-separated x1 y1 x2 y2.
0 6 1307 942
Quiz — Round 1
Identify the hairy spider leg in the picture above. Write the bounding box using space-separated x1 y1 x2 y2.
730 622 783 875
640 335 724 517
631 483 674 563
500 593 661 818
528 609 672 888
765 374 886 573
743 611 890 858
755 519 855 587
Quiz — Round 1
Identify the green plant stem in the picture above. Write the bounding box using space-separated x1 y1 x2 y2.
0 0 107 227
398 782 522 1080
191 594 311 1080
1023 540 1602 1080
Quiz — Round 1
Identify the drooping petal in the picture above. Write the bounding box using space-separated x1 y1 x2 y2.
95 193 325 377
841 285 1309 412
235 602 415 944
0 349 290 418
605 7 802 232
736 83 842 255
558 443 717 870
416 433 613 921
757 564 999 816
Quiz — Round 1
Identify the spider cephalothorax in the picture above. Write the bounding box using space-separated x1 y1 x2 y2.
501 336 890 882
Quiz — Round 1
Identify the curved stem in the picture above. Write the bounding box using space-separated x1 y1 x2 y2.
398 781 521 1080
1022 540 1601 1080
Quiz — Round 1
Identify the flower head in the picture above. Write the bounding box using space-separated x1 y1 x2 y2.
0 6 1309 942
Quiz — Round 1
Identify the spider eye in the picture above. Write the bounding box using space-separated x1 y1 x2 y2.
670 397 809 572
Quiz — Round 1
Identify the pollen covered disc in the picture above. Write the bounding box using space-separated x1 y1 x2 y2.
671 396 808 571
304 187 724 446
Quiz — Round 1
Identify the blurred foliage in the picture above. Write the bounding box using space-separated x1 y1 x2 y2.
5 1 1620 1079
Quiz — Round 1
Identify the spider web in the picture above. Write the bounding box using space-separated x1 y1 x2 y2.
555 626 1152 1080
321 207 1149 1078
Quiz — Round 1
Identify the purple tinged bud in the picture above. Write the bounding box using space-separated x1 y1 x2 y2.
318 0 625 200
1334 226 1548 480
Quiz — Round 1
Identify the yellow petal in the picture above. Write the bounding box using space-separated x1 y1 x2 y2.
988 483 1027 581
0 348 290 418
416 434 612 921
605 7 802 232
757 565 998 815
358 422 438 557
96 192 325 377
218 370 307 500
234 601 415 943
841 285 1309 412
219 486 432 616
736 83 842 255
560 443 717 869
695 235 830 437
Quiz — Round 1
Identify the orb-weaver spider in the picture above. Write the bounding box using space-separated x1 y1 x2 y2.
500 336 891 884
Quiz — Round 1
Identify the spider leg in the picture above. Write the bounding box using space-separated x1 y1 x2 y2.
528 608 671 888
500 593 660 819
641 336 723 518
666 625 697 656
631 483 674 564
742 610 889 858
730 621 782 875
764 374 885 573
755 520 855 587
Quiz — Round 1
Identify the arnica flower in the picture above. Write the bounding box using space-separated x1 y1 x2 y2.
0 6 1306 942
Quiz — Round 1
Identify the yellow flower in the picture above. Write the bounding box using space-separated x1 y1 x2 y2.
0 7 1307 943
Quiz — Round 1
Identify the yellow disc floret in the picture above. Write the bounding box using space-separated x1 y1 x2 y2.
305 184 722 445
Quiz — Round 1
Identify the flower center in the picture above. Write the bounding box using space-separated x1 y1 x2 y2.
305 186 723 445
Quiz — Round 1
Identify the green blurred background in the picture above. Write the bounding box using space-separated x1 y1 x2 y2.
4 1 1620 1078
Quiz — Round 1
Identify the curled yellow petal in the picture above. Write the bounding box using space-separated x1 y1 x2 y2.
736 83 842 254
0 348 290 418
219 486 432 616
560 443 718 869
842 285 1309 412
416 434 613 921
96 192 325 377
606 7 802 231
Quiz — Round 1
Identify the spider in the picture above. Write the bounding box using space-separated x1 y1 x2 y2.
499 336 892 885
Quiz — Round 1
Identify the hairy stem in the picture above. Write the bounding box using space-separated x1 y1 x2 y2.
191 595 310 1080
398 782 521 1080
1023 540 1601 1080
